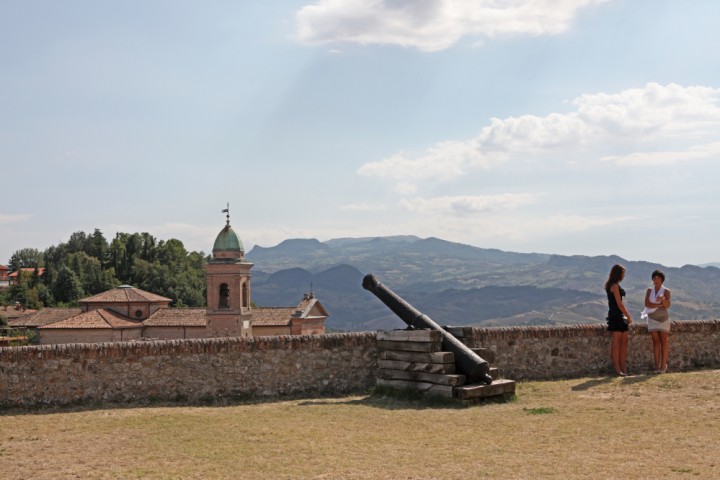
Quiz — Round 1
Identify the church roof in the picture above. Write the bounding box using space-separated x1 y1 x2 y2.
252 307 296 327
252 296 330 326
144 308 208 327
80 285 172 304
213 224 244 253
39 309 143 329
7 308 82 328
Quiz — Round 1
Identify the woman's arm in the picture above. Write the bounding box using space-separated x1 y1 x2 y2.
612 284 633 323
661 289 671 308
644 288 655 308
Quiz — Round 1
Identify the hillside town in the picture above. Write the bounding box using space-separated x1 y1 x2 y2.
0 215 327 346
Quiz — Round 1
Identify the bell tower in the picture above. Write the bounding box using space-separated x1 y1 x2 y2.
204 204 253 337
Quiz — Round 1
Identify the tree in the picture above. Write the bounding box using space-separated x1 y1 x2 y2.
65 251 117 295
67 231 89 254
88 229 109 268
52 265 84 304
8 248 43 271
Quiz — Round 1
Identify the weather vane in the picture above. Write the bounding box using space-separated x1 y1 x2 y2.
222 202 230 226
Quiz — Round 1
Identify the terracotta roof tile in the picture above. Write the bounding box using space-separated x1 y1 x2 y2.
8 268 45 278
39 309 143 330
144 308 208 327
80 286 172 304
252 307 295 326
7 308 82 328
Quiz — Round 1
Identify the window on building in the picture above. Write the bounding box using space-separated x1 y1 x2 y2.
219 283 230 308
242 282 249 308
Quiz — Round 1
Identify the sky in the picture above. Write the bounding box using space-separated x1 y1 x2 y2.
2 0 719 268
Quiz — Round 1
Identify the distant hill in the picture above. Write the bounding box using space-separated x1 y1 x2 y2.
247 236 720 332
699 262 720 269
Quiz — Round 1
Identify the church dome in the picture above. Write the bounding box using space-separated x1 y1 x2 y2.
213 224 244 254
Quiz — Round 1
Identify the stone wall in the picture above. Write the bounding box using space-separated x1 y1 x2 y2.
1 321 719 408
461 320 720 380
0 333 377 408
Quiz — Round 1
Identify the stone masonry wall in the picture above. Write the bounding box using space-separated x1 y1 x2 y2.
1 321 719 408
0 333 377 408
463 320 720 380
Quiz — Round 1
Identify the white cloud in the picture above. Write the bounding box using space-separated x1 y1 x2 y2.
393 182 418 195
296 0 609 52
400 194 536 216
357 139 494 181
420 212 635 244
602 142 720 166
0 213 32 225
338 202 387 212
358 83 720 182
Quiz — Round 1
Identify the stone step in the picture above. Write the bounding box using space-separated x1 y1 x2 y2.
377 329 441 343
378 359 456 374
471 348 496 364
377 340 442 353
453 379 516 401
377 369 467 386
376 378 454 398
380 350 455 364
489 367 499 380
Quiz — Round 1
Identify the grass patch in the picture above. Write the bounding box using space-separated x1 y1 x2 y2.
1 370 719 479
524 406 556 415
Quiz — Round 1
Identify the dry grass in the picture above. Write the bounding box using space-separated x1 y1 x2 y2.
1 369 719 479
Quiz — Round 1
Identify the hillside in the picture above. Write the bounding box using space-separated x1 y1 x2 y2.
247 236 720 331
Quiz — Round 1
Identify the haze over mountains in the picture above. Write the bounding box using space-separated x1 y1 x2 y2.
247 236 720 332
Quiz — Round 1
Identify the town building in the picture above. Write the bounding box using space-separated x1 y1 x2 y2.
9 212 328 344
8 267 45 286
0 264 9 288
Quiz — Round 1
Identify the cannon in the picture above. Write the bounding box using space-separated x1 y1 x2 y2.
362 274 493 385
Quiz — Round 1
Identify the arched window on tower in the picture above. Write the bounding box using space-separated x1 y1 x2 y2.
219 283 230 309
242 282 249 308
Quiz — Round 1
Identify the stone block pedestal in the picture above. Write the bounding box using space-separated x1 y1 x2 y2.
376 329 516 403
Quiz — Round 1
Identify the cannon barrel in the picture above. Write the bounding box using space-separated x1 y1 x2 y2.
362 274 493 385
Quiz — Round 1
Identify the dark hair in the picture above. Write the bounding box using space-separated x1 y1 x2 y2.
651 269 665 282
605 264 625 291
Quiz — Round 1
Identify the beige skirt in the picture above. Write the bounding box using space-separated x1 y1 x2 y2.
647 308 670 333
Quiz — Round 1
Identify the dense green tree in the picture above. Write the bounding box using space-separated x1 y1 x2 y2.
8 248 44 271
36 283 55 307
52 265 84 304
65 252 117 295
67 231 89 254
12 229 208 308
88 229 109 267
7 270 41 310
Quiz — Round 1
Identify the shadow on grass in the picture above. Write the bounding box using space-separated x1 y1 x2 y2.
297 386 516 410
571 372 654 392
570 377 615 391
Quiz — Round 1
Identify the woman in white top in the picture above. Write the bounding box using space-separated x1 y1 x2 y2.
641 270 671 373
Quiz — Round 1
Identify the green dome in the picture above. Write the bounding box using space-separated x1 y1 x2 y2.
213 225 244 253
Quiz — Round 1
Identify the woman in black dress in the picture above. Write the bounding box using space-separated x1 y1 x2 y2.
605 264 633 376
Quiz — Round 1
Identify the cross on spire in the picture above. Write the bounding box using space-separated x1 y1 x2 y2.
222 202 230 226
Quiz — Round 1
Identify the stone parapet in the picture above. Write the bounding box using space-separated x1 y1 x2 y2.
1 321 719 408
460 320 720 380
0 333 377 408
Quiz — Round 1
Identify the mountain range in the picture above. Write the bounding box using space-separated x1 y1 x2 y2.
246 236 720 332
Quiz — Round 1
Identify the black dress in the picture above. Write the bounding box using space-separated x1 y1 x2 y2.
606 285 628 332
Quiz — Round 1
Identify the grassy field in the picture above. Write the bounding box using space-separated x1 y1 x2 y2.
1 369 719 479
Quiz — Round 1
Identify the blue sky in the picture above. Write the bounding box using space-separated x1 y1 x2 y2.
2 0 719 267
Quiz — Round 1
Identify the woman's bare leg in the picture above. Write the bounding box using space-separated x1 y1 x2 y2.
619 332 629 374
659 332 670 372
612 332 623 375
650 331 662 371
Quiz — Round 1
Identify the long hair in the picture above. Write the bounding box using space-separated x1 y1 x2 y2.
605 264 625 291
